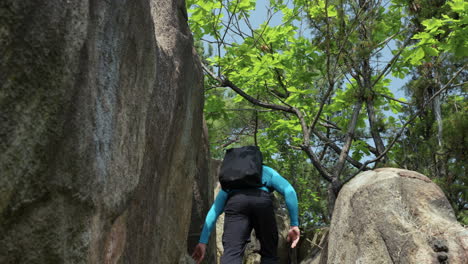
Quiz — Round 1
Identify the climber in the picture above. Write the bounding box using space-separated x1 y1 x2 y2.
192 146 300 264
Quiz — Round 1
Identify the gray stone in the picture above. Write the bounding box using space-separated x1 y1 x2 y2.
327 168 468 264
187 122 217 264
0 0 204 263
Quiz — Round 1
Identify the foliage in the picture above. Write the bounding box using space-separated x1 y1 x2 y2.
392 0 468 224
393 93 467 224
403 0 467 65
187 0 467 225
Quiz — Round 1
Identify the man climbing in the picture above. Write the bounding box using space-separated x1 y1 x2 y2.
192 146 300 264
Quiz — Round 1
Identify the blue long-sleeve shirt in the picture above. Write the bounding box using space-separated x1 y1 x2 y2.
199 165 299 244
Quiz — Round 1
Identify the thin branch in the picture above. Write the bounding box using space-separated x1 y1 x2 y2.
377 92 410 105
301 145 334 182
243 9 278 49
274 68 290 98
332 0 372 74
205 85 225 91
254 93 260 146
226 108 274 112
267 88 294 109
201 38 234 46
343 54 364 83
319 119 341 130
371 29 407 57
334 99 364 178
232 11 251 38
371 36 412 88
218 126 248 148
309 84 335 132
295 109 311 145
202 63 295 113
318 128 330 161
312 129 368 170
451 81 467 88
325 0 332 83
375 31 400 50
220 21 247 40
220 0 240 45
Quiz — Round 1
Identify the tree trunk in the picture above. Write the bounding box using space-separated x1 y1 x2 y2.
433 85 443 148
366 99 387 164
327 184 338 220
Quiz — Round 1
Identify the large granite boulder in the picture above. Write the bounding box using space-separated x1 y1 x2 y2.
0 0 204 263
328 168 468 264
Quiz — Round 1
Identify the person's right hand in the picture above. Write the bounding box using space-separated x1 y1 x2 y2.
191 243 207 264
287 226 300 248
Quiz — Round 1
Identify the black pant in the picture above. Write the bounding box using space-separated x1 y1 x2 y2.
220 189 278 264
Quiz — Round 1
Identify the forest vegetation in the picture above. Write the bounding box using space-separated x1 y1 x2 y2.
185 0 467 227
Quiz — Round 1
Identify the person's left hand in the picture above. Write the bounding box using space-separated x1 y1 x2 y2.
287 226 300 248
191 243 207 264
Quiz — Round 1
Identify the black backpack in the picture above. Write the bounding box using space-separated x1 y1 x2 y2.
219 146 264 190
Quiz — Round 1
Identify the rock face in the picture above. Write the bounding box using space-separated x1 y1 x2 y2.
328 168 468 264
186 128 217 264
0 0 204 263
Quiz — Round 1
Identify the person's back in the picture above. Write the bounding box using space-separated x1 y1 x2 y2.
192 146 300 264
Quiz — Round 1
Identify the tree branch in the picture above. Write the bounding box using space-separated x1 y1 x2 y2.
333 100 364 178
341 64 467 186
366 99 386 161
203 62 335 183
301 145 334 182
309 83 335 133
220 0 240 45
226 108 274 112
295 109 311 145
202 63 295 113
450 81 467 88
377 92 410 104
319 119 341 130
218 126 249 148
371 36 412 88
312 129 368 170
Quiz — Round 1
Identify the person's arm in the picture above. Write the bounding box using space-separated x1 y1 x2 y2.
199 189 228 244
265 166 301 248
267 167 299 226
193 189 228 263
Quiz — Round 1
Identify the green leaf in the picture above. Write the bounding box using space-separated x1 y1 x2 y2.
422 18 444 32
327 5 337 17
410 47 425 65
449 0 466 12
423 46 439 57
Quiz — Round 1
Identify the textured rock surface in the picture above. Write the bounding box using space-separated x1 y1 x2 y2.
328 168 468 264
187 137 217 264
0 0 204 263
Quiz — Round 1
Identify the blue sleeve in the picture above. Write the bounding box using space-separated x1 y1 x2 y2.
199 189 228 244
264 166 299 226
